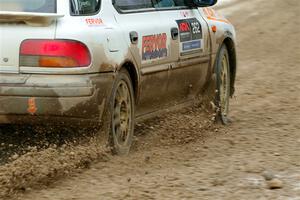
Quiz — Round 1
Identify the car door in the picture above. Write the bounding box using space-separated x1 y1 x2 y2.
113 0 178 116
155 0 211 104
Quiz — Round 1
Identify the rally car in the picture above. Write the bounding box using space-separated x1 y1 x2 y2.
0 0 237 154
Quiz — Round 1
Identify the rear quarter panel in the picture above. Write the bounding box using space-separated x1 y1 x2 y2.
35 0 130 75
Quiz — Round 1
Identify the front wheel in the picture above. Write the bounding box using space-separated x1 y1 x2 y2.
109 69 135 155
215 44 231 125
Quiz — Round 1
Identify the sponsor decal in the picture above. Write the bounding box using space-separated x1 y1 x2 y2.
203 8 230 24
142 33 168 61
182 40 201 51
180 11 190 18
85 18 104 26
27 97 37 115
176 18 203 54
179 21 190 33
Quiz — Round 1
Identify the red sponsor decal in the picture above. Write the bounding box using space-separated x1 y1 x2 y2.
142 33 168 60
27 97 37 115
179 22 190 32
203 8 230 24
180 11 190 17
85 18 103 26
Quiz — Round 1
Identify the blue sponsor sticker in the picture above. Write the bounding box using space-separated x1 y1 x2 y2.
182 40 201 51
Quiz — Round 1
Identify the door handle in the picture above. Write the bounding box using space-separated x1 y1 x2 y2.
129 31 138 44
171 27 179 40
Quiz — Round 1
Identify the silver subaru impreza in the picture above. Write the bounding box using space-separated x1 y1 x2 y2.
0 0 237 154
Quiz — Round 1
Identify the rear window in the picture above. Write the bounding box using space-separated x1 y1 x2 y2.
0 0 56 13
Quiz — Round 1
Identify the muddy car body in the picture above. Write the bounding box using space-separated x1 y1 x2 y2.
0 0 237 154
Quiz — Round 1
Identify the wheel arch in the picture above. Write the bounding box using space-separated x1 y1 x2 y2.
222 37 237 97
118 60 140 103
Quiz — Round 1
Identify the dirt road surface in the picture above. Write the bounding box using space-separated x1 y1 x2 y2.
0 0 300 199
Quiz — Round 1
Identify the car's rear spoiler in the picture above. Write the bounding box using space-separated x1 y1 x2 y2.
0 11 64 26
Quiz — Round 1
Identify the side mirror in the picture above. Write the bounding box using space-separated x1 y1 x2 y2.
193 0 217 7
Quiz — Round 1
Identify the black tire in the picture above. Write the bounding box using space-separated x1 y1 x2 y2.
215 44 231 125
108 68 135 155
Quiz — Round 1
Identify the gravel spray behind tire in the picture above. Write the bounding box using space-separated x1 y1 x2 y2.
215 44 231 125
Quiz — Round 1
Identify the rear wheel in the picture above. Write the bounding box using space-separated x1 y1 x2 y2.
215 44 231 125
109 69 135 155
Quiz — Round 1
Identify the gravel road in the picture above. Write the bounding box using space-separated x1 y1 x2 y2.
0 0 300 199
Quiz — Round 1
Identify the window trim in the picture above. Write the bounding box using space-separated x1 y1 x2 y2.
70 0 102 16
112 0 194 14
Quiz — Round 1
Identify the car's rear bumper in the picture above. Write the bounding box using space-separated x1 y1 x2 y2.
0 73 115 125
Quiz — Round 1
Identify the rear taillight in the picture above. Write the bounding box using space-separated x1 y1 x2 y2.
20 39 91 68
